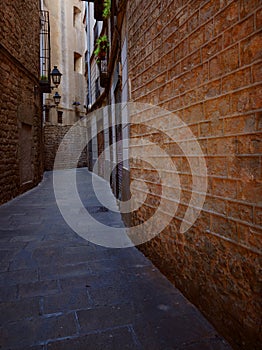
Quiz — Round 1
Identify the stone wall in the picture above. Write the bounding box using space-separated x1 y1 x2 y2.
128 0 262 349
44 124 87 170
0 1 43 205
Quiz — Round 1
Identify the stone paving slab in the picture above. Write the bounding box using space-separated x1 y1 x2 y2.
0 169 232 349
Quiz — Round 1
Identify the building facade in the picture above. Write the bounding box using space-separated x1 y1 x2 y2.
42 0 87 126
127 1 262 349
42 0 88 170
85 0 262 349
84 0 130 202
0 0 44 204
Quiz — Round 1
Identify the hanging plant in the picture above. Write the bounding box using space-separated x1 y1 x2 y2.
94 35 109 63
40 75 48 81
103 0 111 19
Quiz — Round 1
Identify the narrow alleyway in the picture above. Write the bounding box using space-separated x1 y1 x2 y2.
0 169 231 350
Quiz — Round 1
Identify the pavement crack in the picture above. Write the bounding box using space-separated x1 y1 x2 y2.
74 311 81 334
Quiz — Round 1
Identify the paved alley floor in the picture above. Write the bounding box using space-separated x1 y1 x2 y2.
0 169 232 350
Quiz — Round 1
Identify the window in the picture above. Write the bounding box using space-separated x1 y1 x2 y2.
40 10 50 86
95 78 100 100
74 52 82 73
94 22 99 45
45 108 50 123
57 111 63 124
73 7 81 28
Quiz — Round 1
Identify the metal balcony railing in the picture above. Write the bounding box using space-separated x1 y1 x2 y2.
95 78 100 100
39 10 51 92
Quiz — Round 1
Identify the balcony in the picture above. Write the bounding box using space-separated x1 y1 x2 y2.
99 58 108 88
39 10 51 93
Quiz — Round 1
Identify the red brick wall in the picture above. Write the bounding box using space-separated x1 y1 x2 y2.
0 1 43 204
128 0 262 349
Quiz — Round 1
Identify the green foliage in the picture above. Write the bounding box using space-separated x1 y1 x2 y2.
103 0 111 19
94 35 109 62
40 75 48 81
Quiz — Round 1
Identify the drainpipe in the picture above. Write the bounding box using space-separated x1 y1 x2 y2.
86 2 92 108
39 0 44 123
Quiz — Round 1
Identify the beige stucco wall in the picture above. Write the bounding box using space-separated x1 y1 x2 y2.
44 0 87 125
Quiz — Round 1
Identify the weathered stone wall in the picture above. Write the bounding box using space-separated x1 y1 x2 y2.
44 124 87 170
128 0 262 349
0 1 43 205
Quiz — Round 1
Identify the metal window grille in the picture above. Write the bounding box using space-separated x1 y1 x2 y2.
40 10 51 81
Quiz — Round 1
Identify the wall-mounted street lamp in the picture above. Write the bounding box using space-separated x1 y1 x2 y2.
39 66 62 93
42 66 62 114
43 92 61 110
53 92 61 106
72 101 81 106
50 66 62 88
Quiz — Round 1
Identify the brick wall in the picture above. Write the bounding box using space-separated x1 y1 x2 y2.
0 1 43 205
44 124 88 170
128 0 262 349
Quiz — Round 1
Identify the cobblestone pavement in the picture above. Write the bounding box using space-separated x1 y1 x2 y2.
0 169 232 350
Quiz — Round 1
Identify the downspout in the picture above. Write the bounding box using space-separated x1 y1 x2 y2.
86 2 92 108
39 0 45 173
39 0 45 125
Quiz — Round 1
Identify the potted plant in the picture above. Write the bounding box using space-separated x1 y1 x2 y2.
103 0 111 19
94 0 111 21
39 74 51 93
94 35 109 63
94 35 109 88
40 75 49 82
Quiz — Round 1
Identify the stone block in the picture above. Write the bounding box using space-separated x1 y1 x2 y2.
47 326 139 350
0 313 77 349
